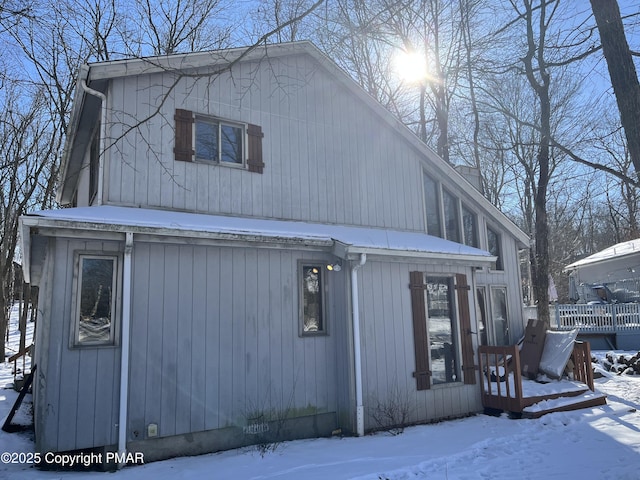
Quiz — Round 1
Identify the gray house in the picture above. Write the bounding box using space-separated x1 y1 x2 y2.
564 238 640 303
20 42 529 464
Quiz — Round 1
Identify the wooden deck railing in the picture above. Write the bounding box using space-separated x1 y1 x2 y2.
7 344 32 380
553 303 640 333
478 341 595 413
478 344 524 412
571 341 595 391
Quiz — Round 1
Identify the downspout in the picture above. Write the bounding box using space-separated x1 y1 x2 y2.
118 232 134 468
351 253 367 436
81 80 106 206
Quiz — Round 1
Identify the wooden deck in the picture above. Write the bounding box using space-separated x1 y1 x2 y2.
553 303 640 349
478 342 606 418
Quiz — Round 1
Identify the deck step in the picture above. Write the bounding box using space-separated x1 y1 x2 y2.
522 391 607 419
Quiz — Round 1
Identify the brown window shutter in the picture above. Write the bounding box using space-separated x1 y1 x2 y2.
247 123 264 173
409 271 431 390
174 109 194 162
455 273 476 385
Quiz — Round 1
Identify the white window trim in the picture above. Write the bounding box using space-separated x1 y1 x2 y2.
194 114 247 168
70 252 122 348
489 285 510 346
486 224 504 272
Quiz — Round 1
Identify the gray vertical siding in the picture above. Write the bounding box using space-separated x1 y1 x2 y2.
357 260 483 431
104 54 425 232
35 238 121 454
127 242 346 442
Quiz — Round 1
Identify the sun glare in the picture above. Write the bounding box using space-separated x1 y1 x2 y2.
394 51 428 84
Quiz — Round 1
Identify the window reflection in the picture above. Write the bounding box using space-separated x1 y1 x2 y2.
426 276 458 384
302 266 324 333
78 257 115 344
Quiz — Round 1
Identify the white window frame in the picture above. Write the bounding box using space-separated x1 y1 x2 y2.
194 114 246 168
71 252 121 347
489 285 510 346
486 225 504 271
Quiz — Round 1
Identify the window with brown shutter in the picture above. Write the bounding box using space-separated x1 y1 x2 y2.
455 273 477 385
174 109 264 174
174 109 194 162
247 123 264 174
409 271 431 390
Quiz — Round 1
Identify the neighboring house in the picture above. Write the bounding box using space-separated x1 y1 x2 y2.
564 238 640 303
20 41 529 464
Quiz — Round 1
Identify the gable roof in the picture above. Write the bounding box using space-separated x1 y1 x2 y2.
59 41 528 247
564 238 640 272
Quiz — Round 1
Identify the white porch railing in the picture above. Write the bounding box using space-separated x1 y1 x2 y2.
553 303 640 333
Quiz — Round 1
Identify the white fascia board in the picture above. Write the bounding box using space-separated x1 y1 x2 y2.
19 215 334 250
86 42 313 81
342 245 496 266
18 220 32 284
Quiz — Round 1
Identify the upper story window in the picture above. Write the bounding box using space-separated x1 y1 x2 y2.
462 204 478 248
423 172 442 238
442 188 460 243
174 109 264 173
196 116 244 165
487 225 503 270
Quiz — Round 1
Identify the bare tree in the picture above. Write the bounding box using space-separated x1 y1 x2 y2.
590 0 640 177
0 85 57 360
128 0 232 55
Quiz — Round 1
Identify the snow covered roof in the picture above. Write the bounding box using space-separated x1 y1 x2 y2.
20 206 494 281
564 238 640 271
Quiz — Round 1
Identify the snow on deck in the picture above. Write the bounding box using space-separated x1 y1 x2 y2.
485 374 589 399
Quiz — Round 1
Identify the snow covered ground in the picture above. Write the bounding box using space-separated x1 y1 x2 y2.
0 306 639 479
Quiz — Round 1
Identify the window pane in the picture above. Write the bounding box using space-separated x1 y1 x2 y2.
423 173 442 237
487 226 503 270
220 124 242 164
491 287 509 345
195 120 218 162
302 266 323 333
476 287 488 346
426 276 458 384
462 205 478 247
79 257 114 343
442 189 460 243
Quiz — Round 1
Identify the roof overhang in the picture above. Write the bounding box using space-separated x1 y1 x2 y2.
564 238 640 273
20 206 496 280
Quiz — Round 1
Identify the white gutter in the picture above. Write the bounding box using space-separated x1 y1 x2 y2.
81 80 106 206
351 253 367 436
118 232 134 468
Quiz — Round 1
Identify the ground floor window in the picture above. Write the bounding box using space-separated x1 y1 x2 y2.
490 286 509 345
300 263 326 335
410 271 476 390
426 276 459 384
73 254 119 346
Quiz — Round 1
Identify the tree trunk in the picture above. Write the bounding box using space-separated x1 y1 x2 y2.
590 0 640 176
